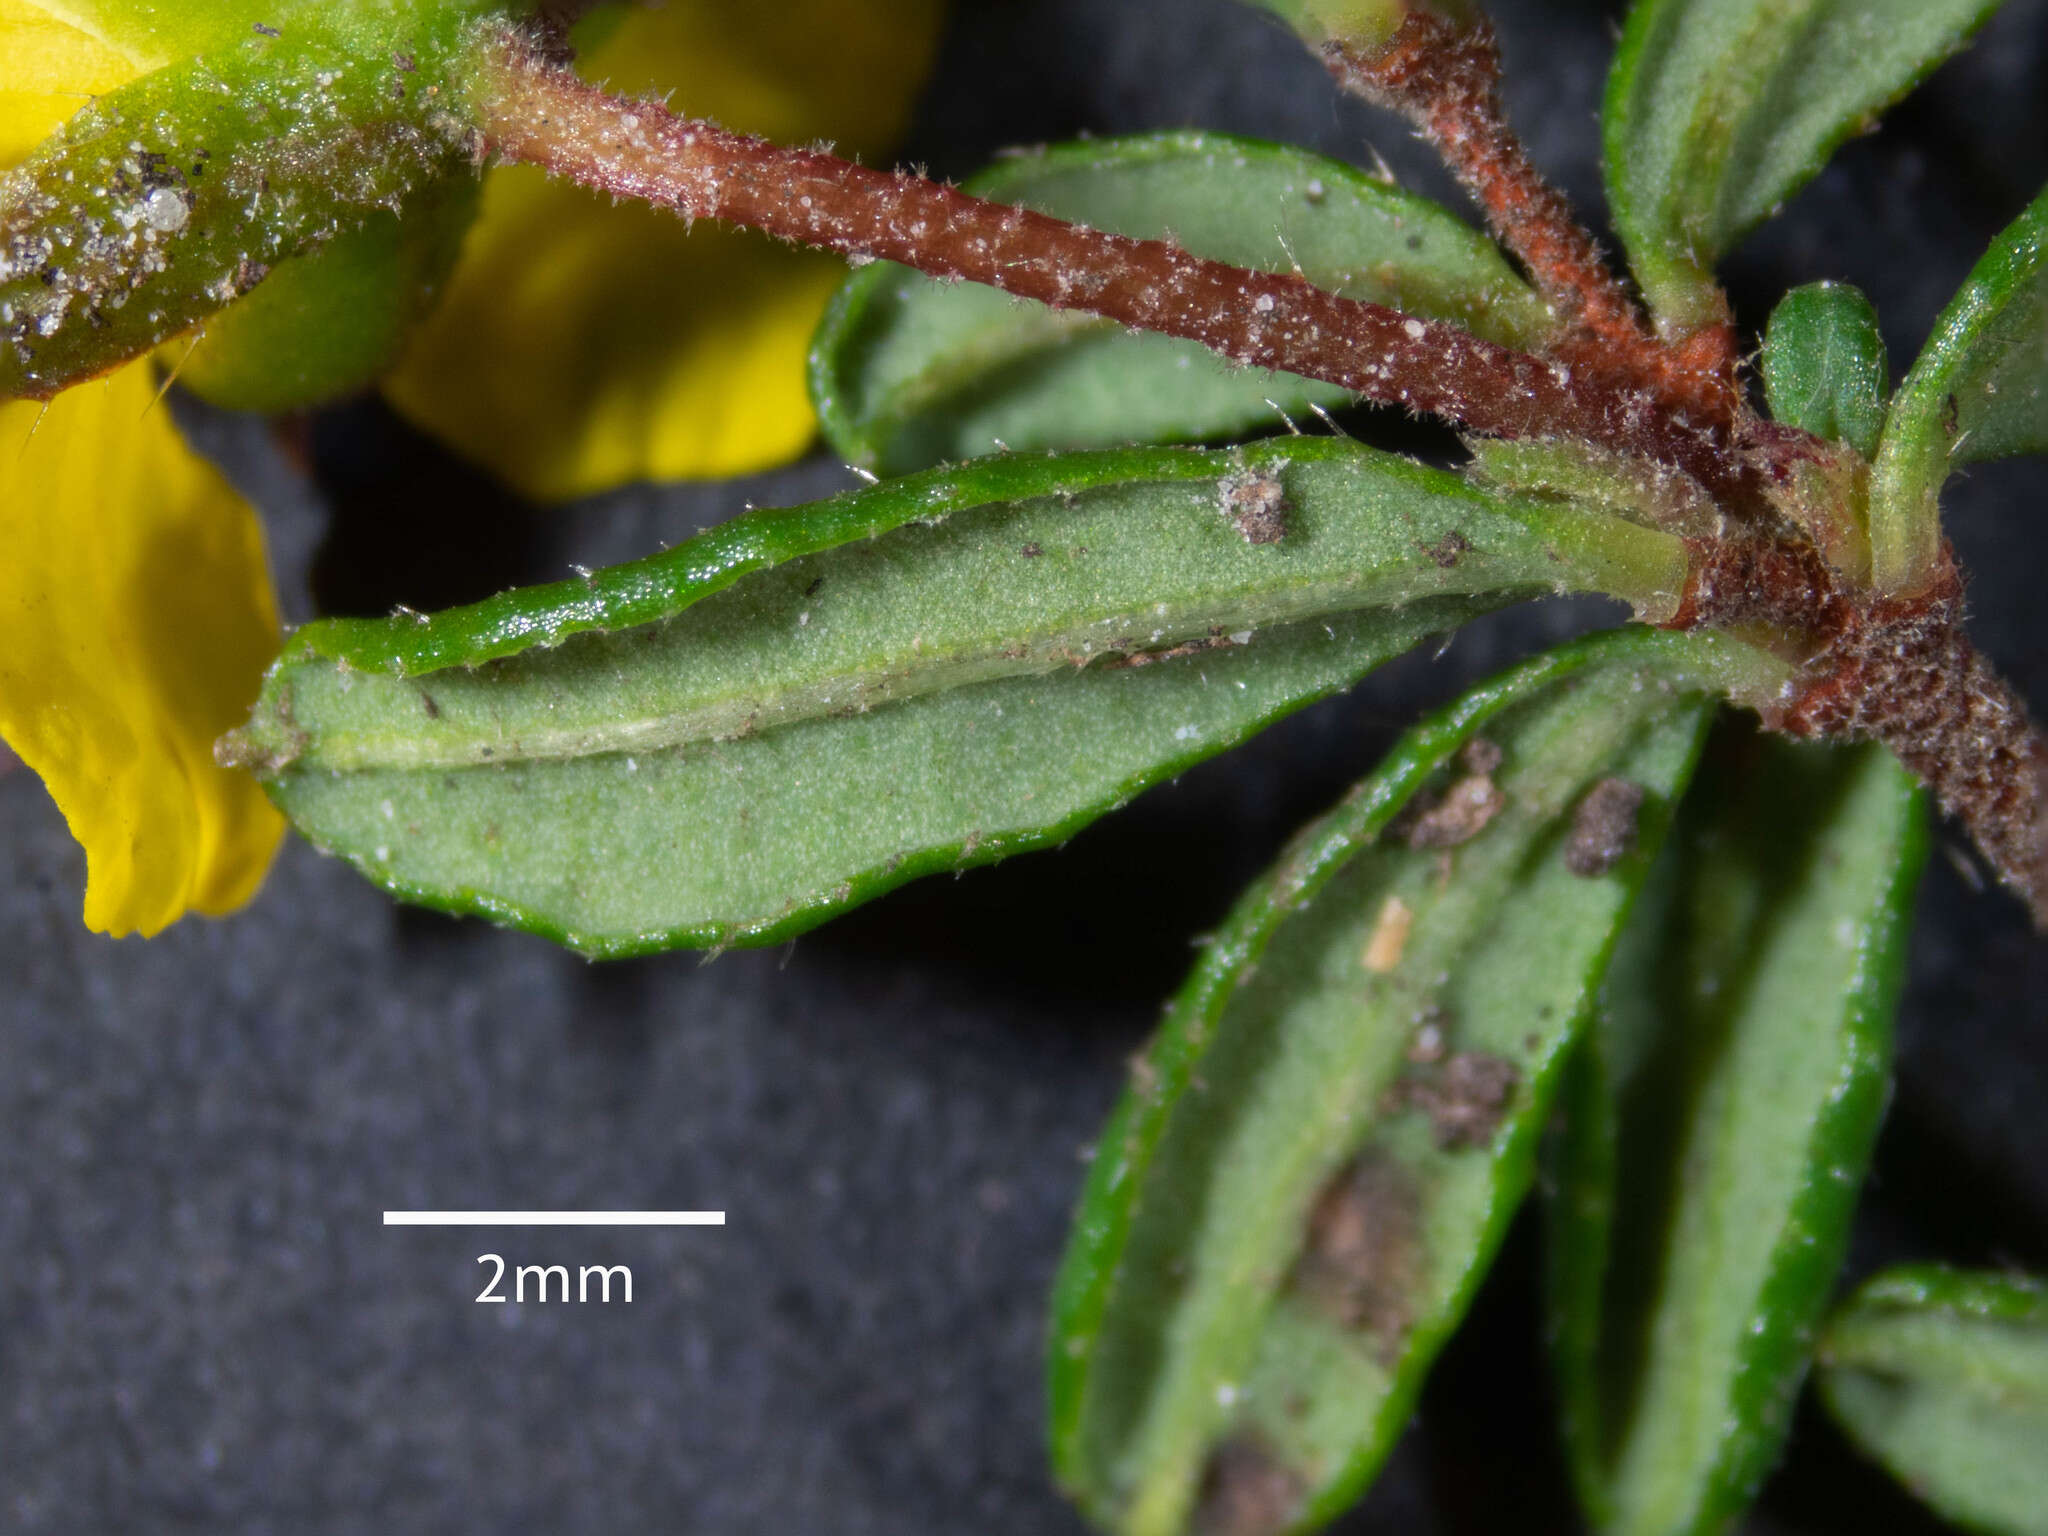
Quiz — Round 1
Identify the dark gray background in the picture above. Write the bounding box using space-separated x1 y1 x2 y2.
5 1 2046 1530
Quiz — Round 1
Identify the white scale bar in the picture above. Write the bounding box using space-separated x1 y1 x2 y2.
383 1211 724 1226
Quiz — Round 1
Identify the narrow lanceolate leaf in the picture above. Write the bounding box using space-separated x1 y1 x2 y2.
1048 630 1775 1536
1544 730 1927 1536
1819 1265 2048 1536
0 1 490 398
809 131 1554 475
1763 282 1888 461
1870 182 2048 594
232 438 1703 956
1604 0 2002 331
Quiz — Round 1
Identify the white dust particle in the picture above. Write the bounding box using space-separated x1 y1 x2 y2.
142 187 189 233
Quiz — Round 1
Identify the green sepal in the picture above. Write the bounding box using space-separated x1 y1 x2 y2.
810 130 1553 475
172 176 478 412
1604 0 2002 331
38 0 516 69
1543 729 1926 1536
1046 630 1769 1536
1819 1264 2048 1536
1870 181 2048 593
233 439 1747 956
0 0 494 399
1763 281 1888 460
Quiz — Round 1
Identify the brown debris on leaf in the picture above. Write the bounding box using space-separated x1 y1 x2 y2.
1564 777 1646 877
1420 529 1472 568
1391 1050 1519 1149
1290 1153 1422 1352
1102 629 1244 670
1459 737 1502 775
1192 1438 1307 1536
1219 467 1291 544
1406 1005 1450 1064
1399 738 1507 849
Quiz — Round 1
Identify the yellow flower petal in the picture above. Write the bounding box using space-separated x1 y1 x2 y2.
0 0 144 166
0 362 285 935
382 0 947 501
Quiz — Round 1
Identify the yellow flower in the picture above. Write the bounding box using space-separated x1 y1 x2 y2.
1 0 285 937
1 0 945 934
0 368 286 935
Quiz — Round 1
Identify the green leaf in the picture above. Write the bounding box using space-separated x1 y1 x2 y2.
1820 1264 2048 1536
1543 729 1927 1536
235 438 1695 755
1046 630 1776 1536
809 131 1554 475
233 439 1724 955
1762 281 1888 460
269 606 1491 959
1604 0 2002 330
1870 182 2048 593
0 0 488 399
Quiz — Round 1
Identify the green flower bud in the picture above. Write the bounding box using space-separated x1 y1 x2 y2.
172 177 478 413
1241 0 1475 50
0 1 507 401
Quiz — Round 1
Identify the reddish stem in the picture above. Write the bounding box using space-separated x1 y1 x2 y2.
1326 14 1739 423
468 28 1745 498
1677 537 2047 921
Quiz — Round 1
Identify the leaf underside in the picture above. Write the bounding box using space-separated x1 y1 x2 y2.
246 438 1692 954
1604 0 2003 328
1544 727 1926 1536
1048 630 1755 1536
1820 1264 2048 1536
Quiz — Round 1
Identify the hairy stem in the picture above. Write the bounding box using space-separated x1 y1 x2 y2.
1792 575 2047 924
466 26 1744 497
1681 539 2048 922
1325 13 1739 422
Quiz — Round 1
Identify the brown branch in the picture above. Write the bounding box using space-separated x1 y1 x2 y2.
467 28 1746 499
1325 13 1739 425
1678 537 2048 923
1782 552 2048 924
